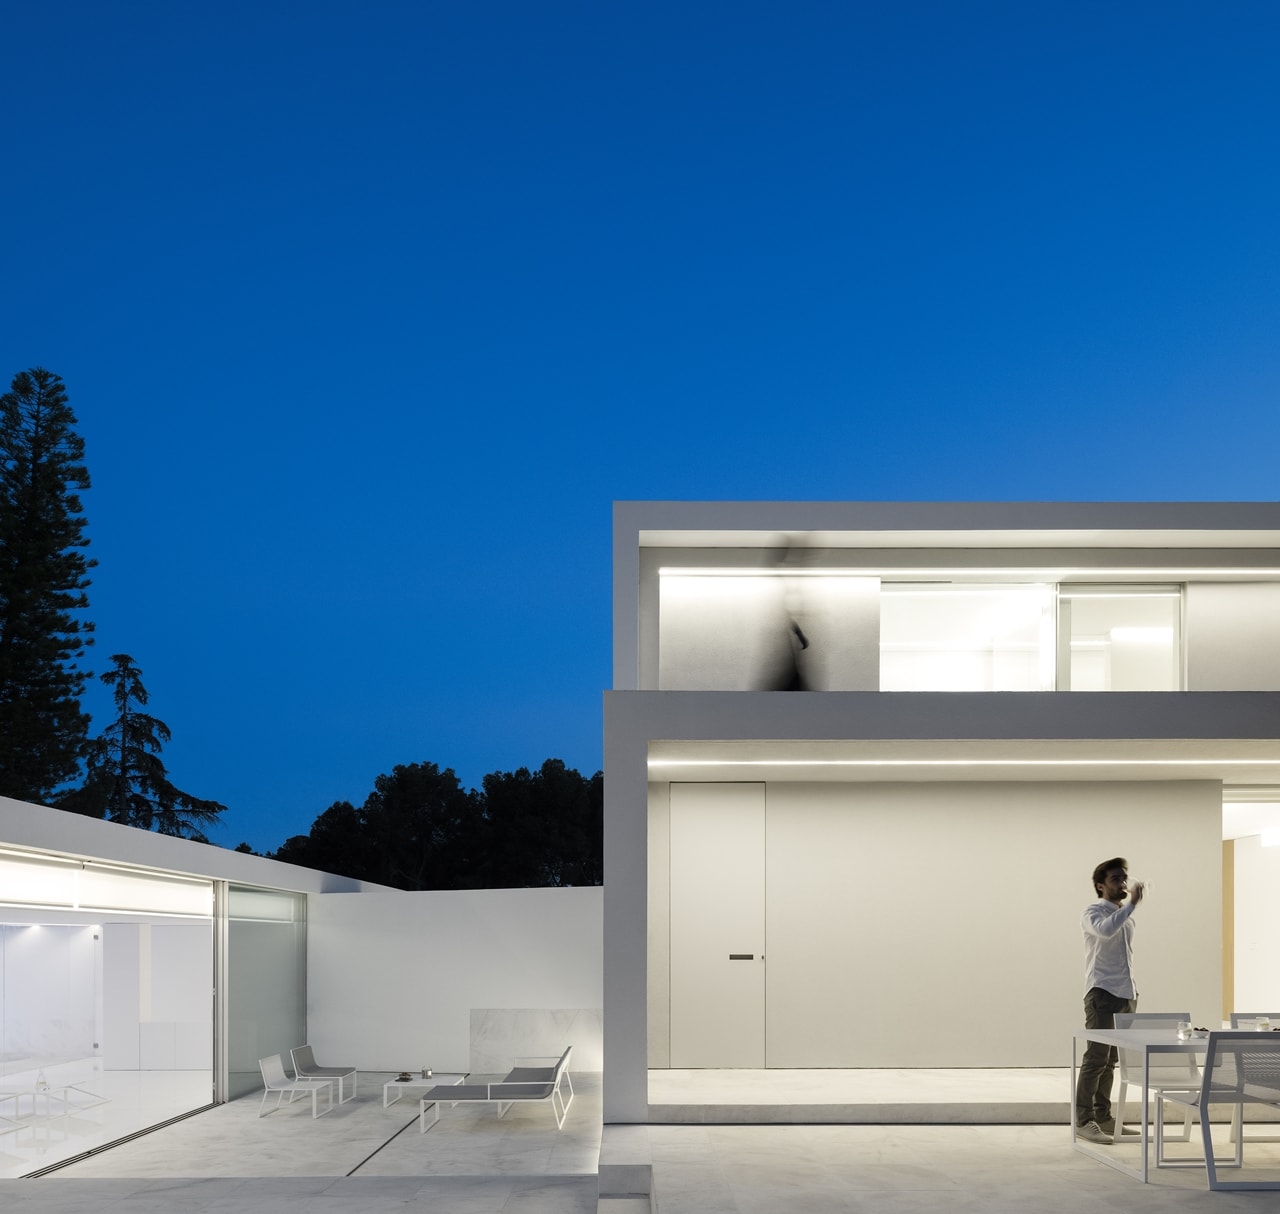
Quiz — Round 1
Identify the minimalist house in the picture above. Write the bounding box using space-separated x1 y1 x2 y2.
603 502 1280 1124
9 499 1280 1171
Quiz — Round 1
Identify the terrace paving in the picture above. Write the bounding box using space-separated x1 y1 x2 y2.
4 1070 1279 1212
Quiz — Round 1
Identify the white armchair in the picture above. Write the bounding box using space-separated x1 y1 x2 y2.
291 1044 358 1103
258 1054 333 1118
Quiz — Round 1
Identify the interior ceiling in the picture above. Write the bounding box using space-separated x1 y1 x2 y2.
647 738 1280 840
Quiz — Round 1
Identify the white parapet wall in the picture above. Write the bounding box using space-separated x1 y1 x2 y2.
306 885 603 1073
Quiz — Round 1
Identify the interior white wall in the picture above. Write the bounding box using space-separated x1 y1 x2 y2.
307 886 602 1072
103 922 212 1070
1186 583 1280 690
650 780 1223 1067
1233 834 1280 1012
103 923 140 1069
0 924 95 1066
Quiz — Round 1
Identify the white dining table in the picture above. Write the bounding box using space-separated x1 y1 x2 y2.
1070 1026 1203 1183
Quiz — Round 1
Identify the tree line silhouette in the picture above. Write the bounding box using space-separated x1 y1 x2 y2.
1 366 602 885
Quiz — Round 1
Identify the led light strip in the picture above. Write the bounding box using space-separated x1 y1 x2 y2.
648 757 1280 769
659 567 1280 578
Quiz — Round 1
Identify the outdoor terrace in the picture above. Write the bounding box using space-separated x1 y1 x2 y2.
4 1069 1280 1213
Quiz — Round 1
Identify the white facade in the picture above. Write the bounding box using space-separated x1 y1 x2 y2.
604 502 1280 1122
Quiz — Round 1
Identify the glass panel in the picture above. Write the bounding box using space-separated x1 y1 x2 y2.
0 852 213 917
79 865 213 916
227 885 306 1099
1059 586 1181 691
0 850 79 908
0 908 213 1178
880 583 1055 691
658 571 881 690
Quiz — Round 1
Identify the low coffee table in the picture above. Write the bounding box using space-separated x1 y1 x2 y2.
0 1084 70 1124
383 1072 466 1107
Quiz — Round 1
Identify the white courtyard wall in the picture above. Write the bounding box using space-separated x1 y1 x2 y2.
306 886 603 1073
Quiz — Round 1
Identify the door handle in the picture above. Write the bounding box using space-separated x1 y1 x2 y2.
728 953 754 960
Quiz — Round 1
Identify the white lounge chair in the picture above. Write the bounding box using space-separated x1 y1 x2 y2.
258 1054 333 1118
1158 1031 1280 1190
419 1045 573 1132
291 1044 358 1103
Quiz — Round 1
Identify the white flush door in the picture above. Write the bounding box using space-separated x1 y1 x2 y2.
669 782 766 1067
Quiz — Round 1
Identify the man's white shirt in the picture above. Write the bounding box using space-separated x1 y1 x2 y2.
1081 898 1137 998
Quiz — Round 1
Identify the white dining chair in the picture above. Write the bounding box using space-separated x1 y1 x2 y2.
1227 1013 1280 1143
1159 1031 1280 1190
1113 1011 1196 1141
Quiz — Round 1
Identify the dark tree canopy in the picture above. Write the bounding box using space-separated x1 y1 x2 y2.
273 758 602 890
0 367 94 803
59 653 226 841
480 759 603 888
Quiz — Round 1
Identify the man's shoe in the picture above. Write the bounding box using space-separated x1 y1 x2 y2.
1077 1121 1113 1144
1096 1116 1116 1134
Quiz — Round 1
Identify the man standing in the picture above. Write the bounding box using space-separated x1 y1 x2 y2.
1075 856 1144 1144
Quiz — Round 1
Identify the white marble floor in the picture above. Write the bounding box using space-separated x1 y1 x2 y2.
3 1070 1279 1213
1 1071 604 1213
646 1123 1280 1213
0 1058 210 1179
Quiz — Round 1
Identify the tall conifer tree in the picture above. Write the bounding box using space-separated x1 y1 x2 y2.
63 653 226 841
0 368 94 802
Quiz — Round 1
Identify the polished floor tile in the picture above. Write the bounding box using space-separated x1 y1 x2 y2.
0 1058 210 1179
5 1069 1279 1213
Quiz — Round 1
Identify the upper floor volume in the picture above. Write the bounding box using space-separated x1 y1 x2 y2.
613 501 1280 694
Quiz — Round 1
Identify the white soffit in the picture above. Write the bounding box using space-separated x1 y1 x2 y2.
647 737 1280 786
625 500 1280 549
646 741 1280 841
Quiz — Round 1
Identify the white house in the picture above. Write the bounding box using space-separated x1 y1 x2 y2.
8 498 1280 1169
603 501 1280 1123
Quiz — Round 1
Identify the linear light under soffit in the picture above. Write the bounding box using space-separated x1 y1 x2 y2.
658 568 1280 578
647 758 1280 769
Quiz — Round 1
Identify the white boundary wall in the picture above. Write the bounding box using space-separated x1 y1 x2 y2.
306 886 603 1073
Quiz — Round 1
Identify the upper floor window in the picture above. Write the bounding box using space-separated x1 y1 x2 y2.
655 570 1186 691
1058 585 1181 691
880 583 1055 691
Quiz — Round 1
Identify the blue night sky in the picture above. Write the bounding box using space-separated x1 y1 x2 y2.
3 2 1279 852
